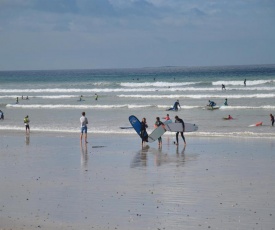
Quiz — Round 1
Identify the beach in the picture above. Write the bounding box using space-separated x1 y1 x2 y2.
1 132 275 230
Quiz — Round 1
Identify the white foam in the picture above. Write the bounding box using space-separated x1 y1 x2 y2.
120 81 199 87
212 79 274 86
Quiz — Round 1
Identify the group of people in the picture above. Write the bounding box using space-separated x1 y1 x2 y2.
139 114 186 147
221 79 247 90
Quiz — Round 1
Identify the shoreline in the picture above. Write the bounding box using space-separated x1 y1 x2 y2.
1 132 275 229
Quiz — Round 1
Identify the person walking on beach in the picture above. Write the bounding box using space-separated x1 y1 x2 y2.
270 114 274 126
174 115 186 146
140 118 148 146
80 112 89 143
24 115 30 134
155 117 164 147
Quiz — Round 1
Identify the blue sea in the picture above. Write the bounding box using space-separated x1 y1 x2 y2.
0 65 274 138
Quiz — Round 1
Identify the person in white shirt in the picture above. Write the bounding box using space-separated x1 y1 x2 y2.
80 112 88 143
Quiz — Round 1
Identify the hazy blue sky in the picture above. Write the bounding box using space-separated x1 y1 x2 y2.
0 0 274 70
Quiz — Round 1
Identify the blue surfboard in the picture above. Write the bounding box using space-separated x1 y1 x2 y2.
129 115 148 140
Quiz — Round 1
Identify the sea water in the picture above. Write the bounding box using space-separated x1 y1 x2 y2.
0 65 274 138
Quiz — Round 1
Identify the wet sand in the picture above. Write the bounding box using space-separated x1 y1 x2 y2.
0 132 275 230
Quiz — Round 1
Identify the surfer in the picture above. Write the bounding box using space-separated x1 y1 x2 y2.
95 93 98 101
228 115 233 120
208 100 216 108
79 95 83 101
224 98 228 106
80 112 89 143
140 118 148 146
24 115 30 134
154 117 164 147
222 84 226 90
270 114 274 126
167 100 181 111
244 79 246 86
174 116 186 146
0 110 4 120
16 97 19 104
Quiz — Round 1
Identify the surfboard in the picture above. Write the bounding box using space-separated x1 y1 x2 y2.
205 105 219 110
129 115 168 143
147 120 171 143
77 99 85 102
165 122 198 132
119 126 133 129
249 122 263 127
129 115 142 135
223 117 233 120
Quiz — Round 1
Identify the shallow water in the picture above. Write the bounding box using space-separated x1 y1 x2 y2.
0 65 275 138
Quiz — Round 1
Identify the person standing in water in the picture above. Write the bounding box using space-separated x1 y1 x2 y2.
95 93 98 101
222 84 226 90
80 112 89 143
270 114 274 126
167 100 181 111
24 115 30 134
244 79 246 86
174 115 186 146
224 98 228 106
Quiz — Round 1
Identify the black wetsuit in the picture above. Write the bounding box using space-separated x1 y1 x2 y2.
175 118 186 144
140 122 148 142
271 115 274 126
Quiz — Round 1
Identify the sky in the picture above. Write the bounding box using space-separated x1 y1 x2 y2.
0 0 275 70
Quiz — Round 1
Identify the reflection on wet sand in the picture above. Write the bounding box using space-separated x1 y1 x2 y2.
25 134 30 145
131 141 187 168
80 142 88 169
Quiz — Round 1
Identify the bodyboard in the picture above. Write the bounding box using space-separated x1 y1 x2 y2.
165 122 198 132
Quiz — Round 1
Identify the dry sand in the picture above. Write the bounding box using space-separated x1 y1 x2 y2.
0 132 275 230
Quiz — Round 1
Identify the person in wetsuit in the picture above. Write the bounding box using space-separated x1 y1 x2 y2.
174 115 186 146
208 100 216 108
270 114 274 126
140 118 148 146
167 100 181 111
224 98 228 106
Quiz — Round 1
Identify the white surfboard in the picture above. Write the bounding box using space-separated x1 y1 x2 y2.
165 122 198 132
205 105 220 110
148 120 170 143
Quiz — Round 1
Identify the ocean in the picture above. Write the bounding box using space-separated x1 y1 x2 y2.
0 65 274 138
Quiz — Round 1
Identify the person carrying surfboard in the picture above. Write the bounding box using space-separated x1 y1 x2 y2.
154 117 164 147
174 115 186 146
140 118 148 146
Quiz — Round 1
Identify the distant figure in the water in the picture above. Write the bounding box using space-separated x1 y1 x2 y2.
270 114 274 126
244 79 246 86
95 93 98 101
16 97 19 104
224 98 228 106
222 84 226 90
